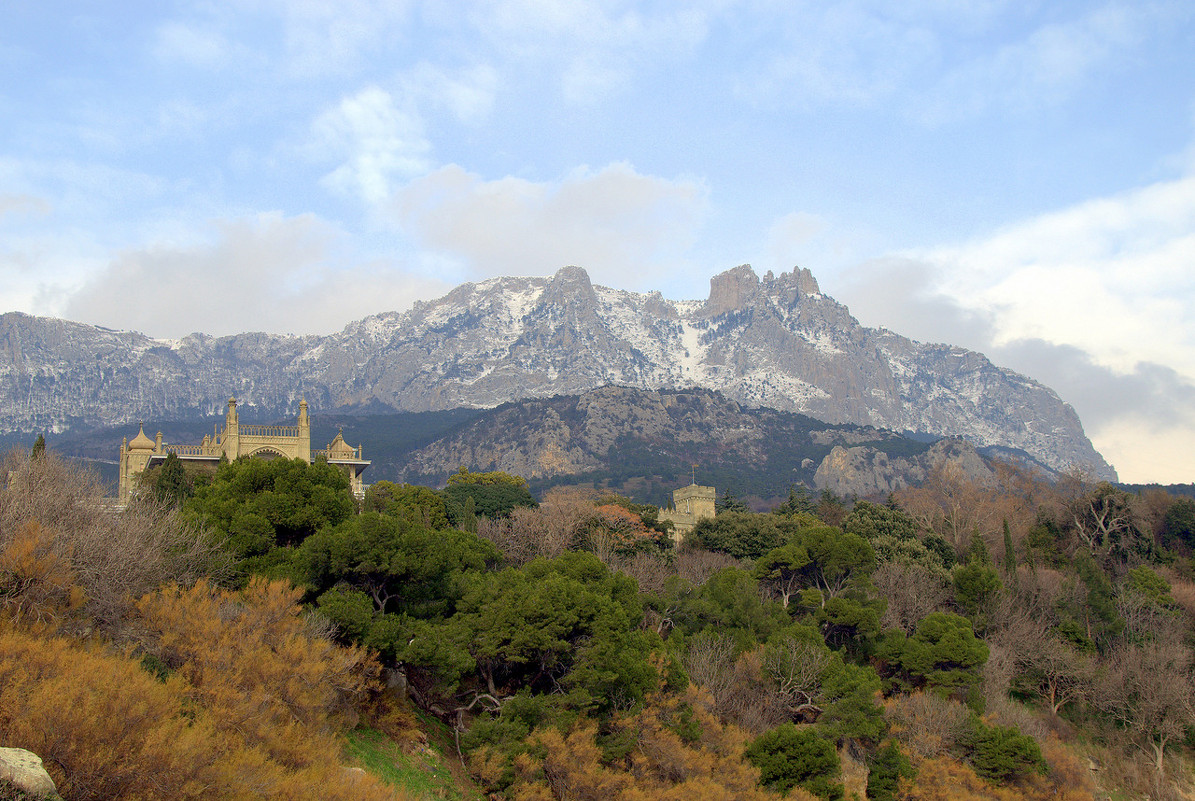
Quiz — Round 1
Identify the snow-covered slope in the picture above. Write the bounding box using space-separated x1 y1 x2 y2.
0 264 1115 479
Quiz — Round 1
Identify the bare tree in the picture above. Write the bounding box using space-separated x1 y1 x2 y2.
683 632 737 709
885 692 971 759
0 450 229 631
479 489 600 566
1026 636 1096 715
675 549 739 586
759 634 831 721
873 562 952 633
1097 640 1195 776
618 552 672 596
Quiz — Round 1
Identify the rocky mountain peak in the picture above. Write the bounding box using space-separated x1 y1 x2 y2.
703 264 761 317
774 266 821 297
0 266 1116 480
703 265 823 317
541 265 596 305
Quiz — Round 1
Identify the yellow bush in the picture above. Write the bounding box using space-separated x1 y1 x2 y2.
0 585 405 800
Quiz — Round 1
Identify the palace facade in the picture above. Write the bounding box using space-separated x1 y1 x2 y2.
118 398 370 502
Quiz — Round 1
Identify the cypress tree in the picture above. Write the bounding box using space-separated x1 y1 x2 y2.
1002 519 1018 587
155 452 190 505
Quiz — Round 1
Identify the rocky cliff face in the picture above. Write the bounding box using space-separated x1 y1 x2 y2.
814 439 997 498
0 265 1114 479
396 385 1004 500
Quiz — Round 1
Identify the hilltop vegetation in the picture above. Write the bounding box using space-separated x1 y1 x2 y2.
4 445 1195 800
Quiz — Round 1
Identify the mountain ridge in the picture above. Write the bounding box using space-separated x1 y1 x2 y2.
0 265 1115 480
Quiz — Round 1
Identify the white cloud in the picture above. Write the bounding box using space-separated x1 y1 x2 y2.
389 162 708 289
312 86 432 204
407 63 499 125
272 0 416 76
0 194 51 218
737 3 936 108
1092 415 1195 487
60 213 443 338
732 2 1177 120
157 0 417 76
307 63 499 205
920 174 1195 377
829 168 1195 483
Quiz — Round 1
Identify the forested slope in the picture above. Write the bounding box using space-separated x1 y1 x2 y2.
4 446 1195 800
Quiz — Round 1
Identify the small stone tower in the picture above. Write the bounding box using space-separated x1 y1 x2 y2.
658 481 717 544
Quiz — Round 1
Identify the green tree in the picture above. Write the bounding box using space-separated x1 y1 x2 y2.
1057 555 1123 651
298 511 497 617
1162 497 1195 547
866 740 914 801
757 520 884 650
775 485 816 516
816 656 885 746
745 724 843 800
884 612 989 700
716 488 750 514
795 523 877 604
951 559 1001 633
817 490 849 527
446 466 529 488
154 451 191 506
448 552 650 703
688 511 784 559
314 585 376 641
754 540 811 608
1125 565 1177 610
365 481 450 529
964 719 1046 783
1001 518 1017 580
844 500 919 542
671 567 789 651
30 432 45 459
183 456 354 557
444 471 537 521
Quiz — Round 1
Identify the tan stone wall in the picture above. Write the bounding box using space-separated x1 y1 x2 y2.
658 483 716 544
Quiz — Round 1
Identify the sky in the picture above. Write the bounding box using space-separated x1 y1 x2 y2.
2 1 1194 484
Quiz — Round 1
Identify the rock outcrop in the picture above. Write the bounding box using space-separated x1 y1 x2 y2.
0 747 58 798
814 439 996 498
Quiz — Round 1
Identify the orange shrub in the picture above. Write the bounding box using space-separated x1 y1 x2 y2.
0 618 404 800
493 686 801 801
134 577 380 770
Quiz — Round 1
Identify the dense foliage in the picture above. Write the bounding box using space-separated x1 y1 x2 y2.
6 444 1195 800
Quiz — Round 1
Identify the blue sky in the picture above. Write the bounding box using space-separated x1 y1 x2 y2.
2 1 1194 483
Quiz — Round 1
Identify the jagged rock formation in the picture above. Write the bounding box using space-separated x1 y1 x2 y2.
0 265 1114 479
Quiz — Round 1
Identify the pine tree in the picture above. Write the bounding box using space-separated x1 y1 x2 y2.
716 488 749 514
30 432 45 459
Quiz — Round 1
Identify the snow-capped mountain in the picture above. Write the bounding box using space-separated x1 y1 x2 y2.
0 264 1115 479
